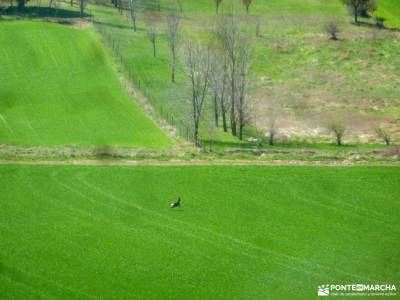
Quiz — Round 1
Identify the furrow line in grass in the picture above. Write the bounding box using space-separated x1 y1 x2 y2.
293 192 400 234
77 176 377 282
0 273 57 300
0 113 14 134
317 191 400 231
52 179 260 291
0 264 97 300
54 181 308 294
56 173 330 282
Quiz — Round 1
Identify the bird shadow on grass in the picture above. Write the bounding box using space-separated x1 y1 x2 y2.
3 6 90 19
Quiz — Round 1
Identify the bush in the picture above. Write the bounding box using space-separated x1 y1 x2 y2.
325 22 340 40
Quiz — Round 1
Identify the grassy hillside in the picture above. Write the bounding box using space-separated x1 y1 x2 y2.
1 164 399 299
0 21 171 147
87 0 400 146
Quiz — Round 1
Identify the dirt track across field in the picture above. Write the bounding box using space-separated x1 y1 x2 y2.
0 159 399 167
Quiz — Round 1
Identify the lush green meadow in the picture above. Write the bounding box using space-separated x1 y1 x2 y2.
0 164 399 299
376 0 400 29
0 21 170 147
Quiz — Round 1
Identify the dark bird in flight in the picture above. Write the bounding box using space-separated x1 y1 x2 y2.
170 197 181 208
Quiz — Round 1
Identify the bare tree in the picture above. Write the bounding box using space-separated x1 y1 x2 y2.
147 26 158 57
210 48 229 131
327 120 346 146
216 14 239 136
375 126 391 145
214 0 223 14
325 22 340 40
242 0 252 14
236 44 252 140
341 0 376 23
128 0 138 32
166 9 180 83
185 40 211 147
216 13 251 137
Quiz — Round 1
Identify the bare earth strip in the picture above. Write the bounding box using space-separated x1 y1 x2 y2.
0 159 399 167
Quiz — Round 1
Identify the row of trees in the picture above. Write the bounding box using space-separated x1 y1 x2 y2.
328 121 392 146
186 14 253 146
113 0 388 148
111 0 254 147
255 118 393 148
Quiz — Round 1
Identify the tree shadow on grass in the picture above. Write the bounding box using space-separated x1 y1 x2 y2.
3 6 90 18
93 20 132 30
354 20 399 32
202 139 255 150
91 146 122 160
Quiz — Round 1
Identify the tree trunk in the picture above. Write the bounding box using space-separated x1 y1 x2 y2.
213 92 219 127
80 0 83 17
230 82 237 136
171 50 176 83
129 0 136 32
239 123 244 140
246 5 249 15
153 41 156 57
354 7 358 23
221 107 227 132
269 133 274 146
337 135 342 146
194 129 199 146
194 120 200 147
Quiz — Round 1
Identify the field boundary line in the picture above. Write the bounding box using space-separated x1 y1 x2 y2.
0 159 399 167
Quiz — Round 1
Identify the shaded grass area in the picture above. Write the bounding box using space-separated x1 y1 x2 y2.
0 20 171 147
2 6 90 18
0 164 399 299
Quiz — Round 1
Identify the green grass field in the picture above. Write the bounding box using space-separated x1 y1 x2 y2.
376 0 400 29
0 164 399 299
0 21 171 148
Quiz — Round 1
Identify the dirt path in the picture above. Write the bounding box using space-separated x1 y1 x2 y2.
0 159 398 167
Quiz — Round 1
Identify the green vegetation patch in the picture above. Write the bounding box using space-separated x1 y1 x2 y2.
0 164 399 299
0 21 171 148
376 0 400 29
